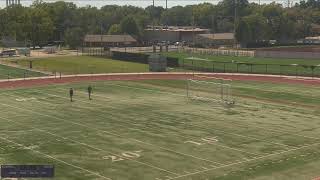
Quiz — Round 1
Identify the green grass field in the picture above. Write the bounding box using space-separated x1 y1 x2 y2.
165 52 320 76
0 63 46 79
9 56 149 74
0 79 320 180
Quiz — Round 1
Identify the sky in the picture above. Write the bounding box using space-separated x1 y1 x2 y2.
0 0 300 8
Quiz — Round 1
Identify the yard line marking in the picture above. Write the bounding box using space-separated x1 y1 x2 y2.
0 136 112 180
0 99 223 167
0 117 179 176
166 142 320 179
5 91 227 165
46 88 295 149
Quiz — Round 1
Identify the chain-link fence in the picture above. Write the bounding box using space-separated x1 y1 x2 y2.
178 58 320 77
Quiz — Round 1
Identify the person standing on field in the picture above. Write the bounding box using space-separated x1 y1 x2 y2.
88 85 92 100
69 88 74 102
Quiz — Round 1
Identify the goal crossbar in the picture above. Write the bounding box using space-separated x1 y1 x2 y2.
187 79 234 104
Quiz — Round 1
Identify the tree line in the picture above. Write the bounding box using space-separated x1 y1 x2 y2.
0 0 319 48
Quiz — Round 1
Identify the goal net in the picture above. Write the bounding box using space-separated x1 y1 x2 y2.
187 77 234 104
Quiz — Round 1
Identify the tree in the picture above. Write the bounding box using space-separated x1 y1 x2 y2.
119 16 140 37
29 7 54 48
108 24 121 35
235 18 252 47
64 27 84 49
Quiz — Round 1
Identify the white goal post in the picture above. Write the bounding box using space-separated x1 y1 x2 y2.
186 78 234 104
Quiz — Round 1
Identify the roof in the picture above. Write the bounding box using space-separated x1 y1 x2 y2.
197 33 235 40
84 35 137 43
145 25 209 32
305 36 320 40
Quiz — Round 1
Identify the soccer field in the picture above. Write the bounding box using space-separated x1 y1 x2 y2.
0 80 320 180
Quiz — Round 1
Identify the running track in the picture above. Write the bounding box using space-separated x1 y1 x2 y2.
0 72 319 89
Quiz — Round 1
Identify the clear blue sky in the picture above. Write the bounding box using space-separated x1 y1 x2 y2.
0 0 298 8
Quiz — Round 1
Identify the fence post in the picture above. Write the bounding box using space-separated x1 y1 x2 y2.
182 58 184 69
250 64 253 73
24 72 26 80
223 63 226 73
212 63 215 72
237 64 239 73
192 60 194 72
60 72 62 79
7 73 10 81
265 64 268 74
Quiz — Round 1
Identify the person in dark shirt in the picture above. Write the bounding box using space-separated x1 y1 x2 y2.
88 85 92 100
69 88 74 102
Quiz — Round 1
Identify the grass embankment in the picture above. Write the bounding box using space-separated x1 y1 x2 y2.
10 56 149 74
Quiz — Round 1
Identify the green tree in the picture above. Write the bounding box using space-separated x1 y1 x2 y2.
119 16 140 37
108 24 121 35
29 7 54 48
64 27 84 49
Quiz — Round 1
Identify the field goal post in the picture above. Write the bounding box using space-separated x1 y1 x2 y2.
187 75 235 105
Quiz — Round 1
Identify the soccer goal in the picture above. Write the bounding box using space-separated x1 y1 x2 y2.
186 78 235 105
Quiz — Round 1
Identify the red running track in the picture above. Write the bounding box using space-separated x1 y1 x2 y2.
0 72 319 89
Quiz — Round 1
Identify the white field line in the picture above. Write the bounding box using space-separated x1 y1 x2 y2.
48 87 296 149
5 89 294 153
167 141 320 180
0 117 178 176
0 129 36 133
0 98 223 166
0 136 112 180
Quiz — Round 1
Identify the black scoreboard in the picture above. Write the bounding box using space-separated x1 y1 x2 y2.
1 165 54 178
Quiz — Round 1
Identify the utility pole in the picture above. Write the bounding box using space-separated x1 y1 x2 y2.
100 22 103 56
152 0 155 52
234 0 237 47
166 0 167 10
152 0 155 32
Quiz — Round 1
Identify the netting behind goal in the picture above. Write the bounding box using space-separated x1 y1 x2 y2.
187 79 234 103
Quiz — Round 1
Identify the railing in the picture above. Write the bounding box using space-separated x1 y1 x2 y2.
178 58 320 77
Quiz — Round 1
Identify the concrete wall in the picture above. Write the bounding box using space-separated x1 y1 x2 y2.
255 51 320 59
